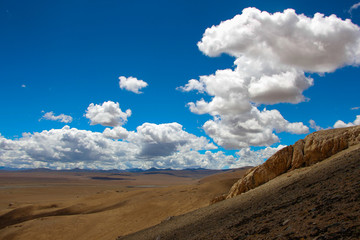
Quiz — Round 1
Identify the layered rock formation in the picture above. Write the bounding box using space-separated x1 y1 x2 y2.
226 125 360 199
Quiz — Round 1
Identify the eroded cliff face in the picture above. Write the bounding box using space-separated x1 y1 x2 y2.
225 126 360 199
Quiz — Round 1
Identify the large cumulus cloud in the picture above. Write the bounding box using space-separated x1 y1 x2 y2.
180 8 360 149
198 8 360 72
181 67 310 149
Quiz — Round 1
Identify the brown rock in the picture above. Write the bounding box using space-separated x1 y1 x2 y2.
226 126 360 200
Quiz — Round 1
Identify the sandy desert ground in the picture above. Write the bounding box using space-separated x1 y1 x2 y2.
0 167 249 240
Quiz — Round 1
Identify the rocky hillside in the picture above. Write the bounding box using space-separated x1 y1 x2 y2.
121 127 360 240
225 125 360 199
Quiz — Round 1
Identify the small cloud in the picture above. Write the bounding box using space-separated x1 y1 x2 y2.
41 111 73 123
21 84 26 88
177 79 205 93
119 76 148 94
309 119 323 131
351 106 360 110
349 2 360 15
85 101 131 127
333 115 360 128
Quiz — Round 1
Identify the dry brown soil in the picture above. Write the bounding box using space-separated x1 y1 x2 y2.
0 168 248 240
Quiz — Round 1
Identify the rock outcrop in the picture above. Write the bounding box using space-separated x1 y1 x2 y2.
226 126 360 199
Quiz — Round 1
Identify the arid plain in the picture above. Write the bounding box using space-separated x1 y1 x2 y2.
0 167 248 240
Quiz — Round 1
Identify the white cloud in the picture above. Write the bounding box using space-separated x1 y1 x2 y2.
349 2 360 15
333 115 360 128
202 108 308 149
333 120 354 129
128 122 217 158
0 124 229 170
247 64 313 104
85 101 131 127
351 106 360 110
103 126 129 139
198 8 360 72
119 76 148 94
0 126 139 170
0 122 289 170
177 79 205 93
180 7 360 149
21 84 26 88
166 150 235 170
309 119 323 131
41 111 73 123
181 68 309 149
230 145 286 168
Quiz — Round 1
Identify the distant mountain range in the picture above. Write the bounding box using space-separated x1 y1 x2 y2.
0 166 235 173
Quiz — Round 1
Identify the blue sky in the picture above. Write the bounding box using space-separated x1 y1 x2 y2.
1 0 360 170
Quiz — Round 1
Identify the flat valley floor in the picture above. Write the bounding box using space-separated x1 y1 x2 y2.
0 168 247 240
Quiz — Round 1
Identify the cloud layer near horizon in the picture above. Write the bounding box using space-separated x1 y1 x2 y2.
0 123 281 170
1 97 287 170
180 7 360 149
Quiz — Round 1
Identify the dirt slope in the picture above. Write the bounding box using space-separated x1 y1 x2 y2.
121 144 360 240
